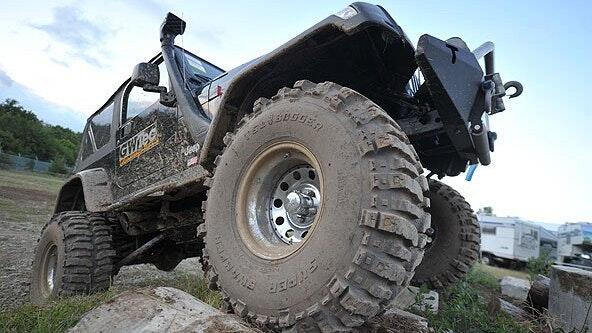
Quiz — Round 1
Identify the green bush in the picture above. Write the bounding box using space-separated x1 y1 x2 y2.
527 249 553 280
0 153 13 169
49 156 67 174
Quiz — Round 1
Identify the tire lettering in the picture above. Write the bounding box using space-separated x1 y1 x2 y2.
248 113 323 138
268 258 318 294
214 237 256 291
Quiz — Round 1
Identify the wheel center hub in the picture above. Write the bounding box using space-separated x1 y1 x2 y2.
270 165 321 244
286 191 317 218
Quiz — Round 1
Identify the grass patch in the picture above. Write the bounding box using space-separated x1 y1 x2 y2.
0 169 64 194
0 274 221 333
421 266 535 333
475 262 529 280
0 292 113 333
117 273 223 310
169 273 223 309
0 169 61 224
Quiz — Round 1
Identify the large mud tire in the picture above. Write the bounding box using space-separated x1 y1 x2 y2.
203 81 430 331
30 212 116 304
412 179 480 289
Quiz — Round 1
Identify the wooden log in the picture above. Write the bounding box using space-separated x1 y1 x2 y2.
527 274 550 313
487 297 529 321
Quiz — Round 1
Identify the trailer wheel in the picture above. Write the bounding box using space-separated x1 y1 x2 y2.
412 179 480 289
202 81 430 331
481 254 491 265
30 212 116 304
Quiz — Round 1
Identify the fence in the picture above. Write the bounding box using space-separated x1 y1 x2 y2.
0 151 73 174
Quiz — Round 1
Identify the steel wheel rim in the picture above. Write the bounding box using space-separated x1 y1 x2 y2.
43 244 58 295
236 141 323 260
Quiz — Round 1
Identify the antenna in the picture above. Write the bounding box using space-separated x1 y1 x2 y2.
180 12 188 90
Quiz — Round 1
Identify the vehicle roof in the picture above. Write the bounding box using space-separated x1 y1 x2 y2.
478 214 540 228
85 47 224 122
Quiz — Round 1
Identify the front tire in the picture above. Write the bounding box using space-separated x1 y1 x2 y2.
30 212 116 304
412 179 480 289
203 81 430 331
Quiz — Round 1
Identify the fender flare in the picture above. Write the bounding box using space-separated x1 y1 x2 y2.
54 168 113 213
198 2 416 169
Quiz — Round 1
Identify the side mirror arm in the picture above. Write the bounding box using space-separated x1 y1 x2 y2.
142 84 176 107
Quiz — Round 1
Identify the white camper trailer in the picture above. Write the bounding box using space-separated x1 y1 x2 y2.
558 223 592 266
479 215 540 266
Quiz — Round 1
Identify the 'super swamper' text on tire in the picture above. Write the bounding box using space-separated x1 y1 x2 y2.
412 179 480 289
203 81 431 331
30 211 116 304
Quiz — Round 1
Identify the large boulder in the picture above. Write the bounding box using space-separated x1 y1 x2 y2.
69 287 259 333
500 276 530 301
549 265 592 333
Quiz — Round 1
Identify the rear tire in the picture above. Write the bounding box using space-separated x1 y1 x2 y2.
203 81 430 331
30 212 116 304
412 179 480 289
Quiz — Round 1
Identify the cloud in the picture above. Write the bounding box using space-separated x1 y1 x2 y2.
0 72 85 130
0 68 14 88
126 0 166 17
31 6 114 67
191 28 224 47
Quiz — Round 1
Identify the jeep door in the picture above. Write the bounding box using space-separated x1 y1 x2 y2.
114 58 178 196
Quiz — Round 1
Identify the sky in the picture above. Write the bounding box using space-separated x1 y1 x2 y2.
0 0 590 225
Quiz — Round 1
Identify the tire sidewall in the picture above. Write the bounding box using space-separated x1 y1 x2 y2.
31 221 65 303
206 96 367 315
417 186 461 275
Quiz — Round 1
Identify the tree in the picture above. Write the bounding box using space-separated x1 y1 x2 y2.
0 99 81 168
478 207 494 215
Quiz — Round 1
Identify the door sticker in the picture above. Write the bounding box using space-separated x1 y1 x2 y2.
118 123 159 166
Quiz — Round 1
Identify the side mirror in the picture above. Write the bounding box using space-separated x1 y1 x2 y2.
131 62 159 87
130 62 176 107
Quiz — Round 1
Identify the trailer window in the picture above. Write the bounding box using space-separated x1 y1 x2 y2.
482 226 496 235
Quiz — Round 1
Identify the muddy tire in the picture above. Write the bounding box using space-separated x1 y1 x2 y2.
412 179 480 289
30 212 116 304
203 81 430 331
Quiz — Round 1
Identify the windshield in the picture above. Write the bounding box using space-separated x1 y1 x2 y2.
177 47 224 81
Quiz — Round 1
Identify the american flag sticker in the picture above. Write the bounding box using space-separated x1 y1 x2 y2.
187 156 198 167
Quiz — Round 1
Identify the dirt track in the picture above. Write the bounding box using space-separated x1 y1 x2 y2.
0 170 201 310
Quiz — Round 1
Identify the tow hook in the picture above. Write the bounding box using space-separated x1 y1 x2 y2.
503 81 523 98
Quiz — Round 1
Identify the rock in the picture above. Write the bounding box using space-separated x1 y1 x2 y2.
68 287 259 333
487 297 529 321
391 286 439 313
364 308 430 333
527 274 550 312
549 265 592 333
500 276 530 301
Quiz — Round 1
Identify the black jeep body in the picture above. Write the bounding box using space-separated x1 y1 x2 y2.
59 3 518 217
36 3 520 325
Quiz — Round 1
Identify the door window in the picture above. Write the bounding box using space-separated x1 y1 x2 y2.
80 128 94 160
123 61 169 122
89 102 113 149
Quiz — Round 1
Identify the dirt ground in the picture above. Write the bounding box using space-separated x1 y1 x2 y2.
0 169 202 310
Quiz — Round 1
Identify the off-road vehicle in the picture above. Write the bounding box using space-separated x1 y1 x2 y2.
31 3 522 331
